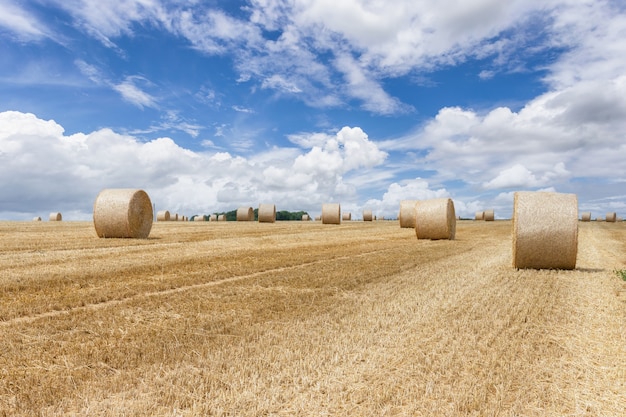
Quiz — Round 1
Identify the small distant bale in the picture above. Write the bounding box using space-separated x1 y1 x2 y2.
342 212 352 221
399 200 418 228
322 203 341 224
49 212 62 221
302 214 310 221
210 214 217 221
93 188 153 239
363 210 373 221
512 191 578 270
217 214 226 221
156 210 170 221
616 216 623 222
314 215 321 221
483 209 495 221
194 216 204 222
236 207 254 221
606 212 617 222
171 213 179 221
258 204 276 223
580 212 591 222
33 216 42 221
414 198 456 240
475 211 484 220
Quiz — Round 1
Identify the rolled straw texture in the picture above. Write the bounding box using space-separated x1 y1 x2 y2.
258 203 276 223
322 203 341 224
49 212 62 221
363 210 373 221
414 198 456 240
580 212 591 222
156 210 170 221
342 212 352 221
475 211 484 220
399 200 418 228
236 207 254 221
483 209 495 221
512 191 578 270
605 212 617 222
93 189 153 239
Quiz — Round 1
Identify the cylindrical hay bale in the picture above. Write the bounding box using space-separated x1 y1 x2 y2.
314 215 321 221
33 216 42 221
483 209 495 221
217 214 226 221
512 191 578 270
93 189 153 239
475 211 484 221
606 212 617 222
194 216 204 222
49 212 62 221
399 200 418 228
363 210 373 221
342 212 352 221
322 203 341 224
302 214 310 221
414 198 456 240
236 207 254 221
171 213 178 221
580 212 591 222
210 214 217 222
156 210 170 221
258 203 276 223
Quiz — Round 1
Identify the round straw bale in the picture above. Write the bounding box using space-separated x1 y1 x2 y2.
210 214 217 221
236 207 254 221
580 212 591 222
399 200 418 228
156 210 170 221
194 215 204 221
49 212 62 221
258 203 276 223
483 209 495 221
475 211 484 220
314 215 321 221
302 214 310 221
93 189 153 239
342 212 352 221
322 203 341 224
617 216 623 222
33 216 42 221
605 212 617 222
414 198 456 240
512 191 578 270
363 210 373 221
218 214 226 221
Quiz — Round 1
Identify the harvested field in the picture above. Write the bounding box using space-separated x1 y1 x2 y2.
1 220 625 416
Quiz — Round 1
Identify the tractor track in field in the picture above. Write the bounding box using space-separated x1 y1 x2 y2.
0 246 399 328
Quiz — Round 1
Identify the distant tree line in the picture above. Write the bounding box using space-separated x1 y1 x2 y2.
191 209 311 221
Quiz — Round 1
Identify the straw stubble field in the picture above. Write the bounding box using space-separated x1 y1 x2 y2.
0 220 625 416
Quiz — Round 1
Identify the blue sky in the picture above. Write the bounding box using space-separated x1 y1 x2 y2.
1 0 625 220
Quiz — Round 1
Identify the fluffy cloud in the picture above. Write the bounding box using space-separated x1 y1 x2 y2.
0 111 388 219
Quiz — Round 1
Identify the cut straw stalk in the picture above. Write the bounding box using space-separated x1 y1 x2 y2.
93 188 153 239
258 203 276 223
399 200 418 228
322 203 341 224
415 198 456 240
512 191 578 270
236 207 254 221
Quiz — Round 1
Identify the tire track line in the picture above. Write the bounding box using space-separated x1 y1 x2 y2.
0 247 398 327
